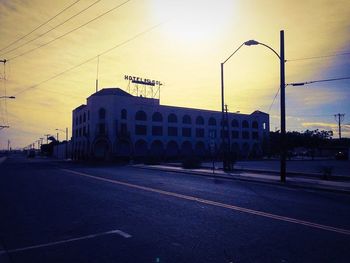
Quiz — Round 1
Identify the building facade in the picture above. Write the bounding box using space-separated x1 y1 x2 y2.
72 88 269 160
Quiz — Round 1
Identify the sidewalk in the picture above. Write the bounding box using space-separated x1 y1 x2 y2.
134 164 350 194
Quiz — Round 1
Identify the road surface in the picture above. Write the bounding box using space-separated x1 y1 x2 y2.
1 155 350 262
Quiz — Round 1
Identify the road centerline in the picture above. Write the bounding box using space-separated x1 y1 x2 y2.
60 168 350 236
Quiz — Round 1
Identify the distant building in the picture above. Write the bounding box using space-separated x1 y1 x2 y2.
72 88 269 161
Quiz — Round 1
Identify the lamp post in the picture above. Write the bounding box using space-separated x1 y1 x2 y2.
221 30 286 182
56 128 68 159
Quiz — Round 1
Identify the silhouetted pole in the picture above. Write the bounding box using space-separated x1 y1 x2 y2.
221 63 226 169
280 30 286 183
45 134 50 144
65 127 68 159
334 113 345 139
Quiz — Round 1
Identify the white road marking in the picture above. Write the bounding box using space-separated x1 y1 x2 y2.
0 229 131 255
61 168 350 236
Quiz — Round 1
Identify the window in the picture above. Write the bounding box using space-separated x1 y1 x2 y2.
208 117 216 126
75 117 78 125
182 115 191 124
252 121 258 129
79 115 82 124
135 125 147 135
135 110 147 121
242 120 249 128
196 128 204 138
168 113 178 123
232 119 239 128
88 111 90 120
168 127 178 136
83 126 86 136
242 131 249 139
252 132 259 140
99 108 106 120
152 112 163 122
263 122 266 130
83 113 86 123
121 109 127 120
182 128 191 137
75 129 78 138
152 126 163 136
196 116 204 125
79 128 82 137
232 131 239 139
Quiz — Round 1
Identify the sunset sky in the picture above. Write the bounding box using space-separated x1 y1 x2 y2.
0 0 349 149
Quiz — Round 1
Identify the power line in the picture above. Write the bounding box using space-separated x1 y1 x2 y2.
14 21 166 96
288 114 334 118
0 0 81 54
3 0 102 58
267 86 280 113
8 0 132 61
287 51 350 62
287 76 350 86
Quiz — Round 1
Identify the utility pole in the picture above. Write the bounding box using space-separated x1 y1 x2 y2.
334 113 345 139
280 30 286 183
44 134 50 144
224 104 232 170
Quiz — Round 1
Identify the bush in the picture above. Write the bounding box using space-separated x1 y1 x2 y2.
144 155 162 165
320 166 333 180
182 156 202 169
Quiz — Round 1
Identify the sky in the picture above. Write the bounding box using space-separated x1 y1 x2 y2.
0 0 349 149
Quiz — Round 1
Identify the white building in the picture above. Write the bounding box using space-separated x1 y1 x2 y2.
72 88 269 161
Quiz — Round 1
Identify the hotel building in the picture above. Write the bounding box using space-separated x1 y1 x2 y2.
72 88 269 160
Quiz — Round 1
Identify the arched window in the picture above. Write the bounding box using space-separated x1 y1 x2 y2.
152 112 163 122
135 110 147 121
121 109 127 120
252 121 258 129
232 119 239 128
99 108 106 120
182 115 191 124
242 120 249 128
168 113 178 123
208 117 216 126
196 116 204 125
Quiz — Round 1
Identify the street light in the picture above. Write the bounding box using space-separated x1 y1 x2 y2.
56 128 68 159
221 30 286 182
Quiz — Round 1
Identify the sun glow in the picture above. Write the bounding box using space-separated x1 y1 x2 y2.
151 0 235 44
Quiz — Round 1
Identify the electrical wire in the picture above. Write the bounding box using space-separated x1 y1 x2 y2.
14 21 166 96
267 87 280 113
8 0 132 61
288 76 350 86
287 51 350 62
0 0 81 54
3 0 102 58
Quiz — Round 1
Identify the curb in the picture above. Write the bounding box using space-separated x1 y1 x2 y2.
133 165 350 195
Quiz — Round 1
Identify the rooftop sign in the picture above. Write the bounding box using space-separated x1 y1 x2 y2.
124 75 162 86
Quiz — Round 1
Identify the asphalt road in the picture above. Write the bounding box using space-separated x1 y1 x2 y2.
1 155 350 263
